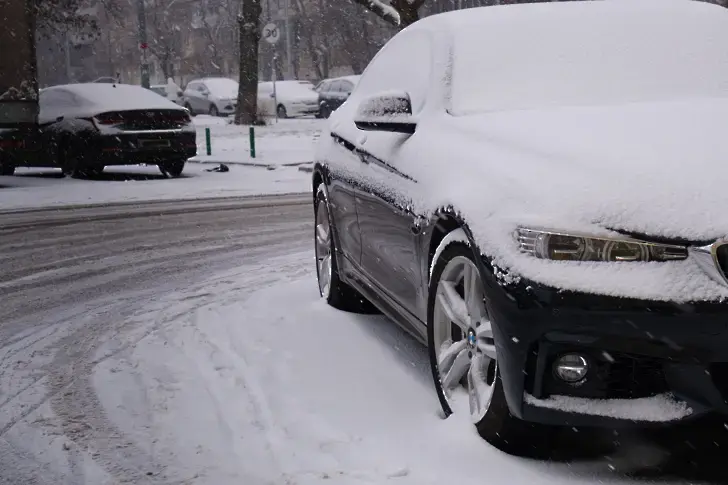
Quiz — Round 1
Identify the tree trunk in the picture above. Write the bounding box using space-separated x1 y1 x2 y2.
235 0 262 125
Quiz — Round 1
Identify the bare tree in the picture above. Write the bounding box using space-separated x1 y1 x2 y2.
235 0 262 125
146 0 185 80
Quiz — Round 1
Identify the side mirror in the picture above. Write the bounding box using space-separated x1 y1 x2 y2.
354 91 416 135
269 93 276 98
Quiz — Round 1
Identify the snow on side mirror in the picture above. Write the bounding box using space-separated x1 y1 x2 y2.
354 91 417 135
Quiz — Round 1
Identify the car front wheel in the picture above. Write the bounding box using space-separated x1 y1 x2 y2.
209 104 219 116
428 236 552 457
277 104 288 119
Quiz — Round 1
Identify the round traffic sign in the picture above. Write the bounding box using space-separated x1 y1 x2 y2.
262 22 280 45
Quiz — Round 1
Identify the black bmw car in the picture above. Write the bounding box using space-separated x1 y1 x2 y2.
32 83 197 178
312 1 728 457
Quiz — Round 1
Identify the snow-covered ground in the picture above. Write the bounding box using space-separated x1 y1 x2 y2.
87 253 683 485
190 115 323 166
0 116 322 211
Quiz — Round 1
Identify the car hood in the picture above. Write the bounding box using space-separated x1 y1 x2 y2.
444 97 728 243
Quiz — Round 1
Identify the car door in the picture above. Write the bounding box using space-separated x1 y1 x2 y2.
337 31 433 318
318 81 332 110
327 80 343 110
336 80 354 110
184 82 200 111
196 83 211 112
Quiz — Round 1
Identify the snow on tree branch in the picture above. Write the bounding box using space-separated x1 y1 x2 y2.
350 0 401 26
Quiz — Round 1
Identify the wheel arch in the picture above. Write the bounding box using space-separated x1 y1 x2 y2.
427 208 470 281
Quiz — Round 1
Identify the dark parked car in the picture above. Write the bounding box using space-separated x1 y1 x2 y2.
0 125 43 176
312 1 728 458
34 83 196 177
316 75 359 119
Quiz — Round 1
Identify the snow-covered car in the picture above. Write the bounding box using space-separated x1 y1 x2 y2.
315 75 360 119
257 80 319 118
183 77 238 116
312 0 728 457
150 81 184 105
36 83 195 177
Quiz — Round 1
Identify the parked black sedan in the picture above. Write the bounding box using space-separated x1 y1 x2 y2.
32 83 196 177
312 1 728 458
315 76 359 119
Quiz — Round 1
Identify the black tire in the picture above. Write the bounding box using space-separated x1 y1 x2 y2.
428 240 554 458
84 165 105 177
0 160 15 176
159 160 185 178
320 105 332 119
277 104 288 119
314 184 372 313
209 104 219 117
60 143 83 178
184 103 196 116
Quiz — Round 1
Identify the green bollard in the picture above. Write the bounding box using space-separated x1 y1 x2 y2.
205 127 211 156
249 126 256 159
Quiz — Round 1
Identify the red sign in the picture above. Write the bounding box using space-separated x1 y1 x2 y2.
140 42 148 49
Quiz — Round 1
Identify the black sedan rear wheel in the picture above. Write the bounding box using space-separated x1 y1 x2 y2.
159 160 186 178
428 237 553 457
0 159 15 176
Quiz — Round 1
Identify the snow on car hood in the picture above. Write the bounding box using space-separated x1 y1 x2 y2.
322 96 728 302
417 97 728 302
447 97 728 243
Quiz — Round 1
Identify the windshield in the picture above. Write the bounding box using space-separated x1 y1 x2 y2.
451 5 728 114
204 78 238 98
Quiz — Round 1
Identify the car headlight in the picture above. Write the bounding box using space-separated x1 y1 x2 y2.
516 228 688 262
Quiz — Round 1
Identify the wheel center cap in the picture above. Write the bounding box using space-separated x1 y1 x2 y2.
467 329 476 348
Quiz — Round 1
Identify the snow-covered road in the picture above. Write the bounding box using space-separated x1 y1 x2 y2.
0 197 724 484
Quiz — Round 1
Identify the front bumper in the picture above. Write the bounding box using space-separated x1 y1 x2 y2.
94 130 197 166
486 269 728 427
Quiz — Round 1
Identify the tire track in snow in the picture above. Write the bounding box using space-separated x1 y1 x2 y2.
0 197 313 484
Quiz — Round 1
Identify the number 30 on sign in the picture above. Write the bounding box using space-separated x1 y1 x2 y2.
263 23 280 45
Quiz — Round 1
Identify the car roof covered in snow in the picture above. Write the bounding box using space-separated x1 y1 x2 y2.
44 83 182 112
407 0 728 114
412 0 720 32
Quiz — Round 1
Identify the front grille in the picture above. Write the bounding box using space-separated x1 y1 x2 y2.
714 243 728 281
601 353 668 399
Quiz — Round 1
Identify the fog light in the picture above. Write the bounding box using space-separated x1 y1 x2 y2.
553 354 589 383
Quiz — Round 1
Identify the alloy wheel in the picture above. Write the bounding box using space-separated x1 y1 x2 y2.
433 256 498 422
315 198 332 298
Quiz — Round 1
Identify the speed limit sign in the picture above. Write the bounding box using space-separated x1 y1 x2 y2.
263 23 280 45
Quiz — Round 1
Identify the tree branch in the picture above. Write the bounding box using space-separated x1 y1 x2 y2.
348 0 401 26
